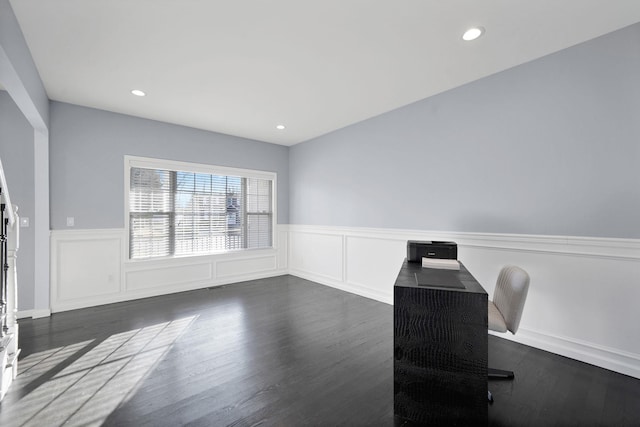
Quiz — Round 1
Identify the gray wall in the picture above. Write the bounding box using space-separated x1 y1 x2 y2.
0 0 49 131
50 102 289 230
289 23 640 239
0 90 35 309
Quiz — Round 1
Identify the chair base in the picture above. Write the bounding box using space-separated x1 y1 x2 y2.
488 367 515 379
488 368 514 403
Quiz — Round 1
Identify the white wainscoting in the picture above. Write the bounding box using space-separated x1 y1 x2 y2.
287 224 640 379
50 226 289 313
49 224 640 378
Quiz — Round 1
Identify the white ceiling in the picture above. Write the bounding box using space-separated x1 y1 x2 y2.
8 1 640 146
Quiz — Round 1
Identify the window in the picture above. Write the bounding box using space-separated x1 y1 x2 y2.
127 157 275 260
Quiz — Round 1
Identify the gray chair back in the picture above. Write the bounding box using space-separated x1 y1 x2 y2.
493 265 530 334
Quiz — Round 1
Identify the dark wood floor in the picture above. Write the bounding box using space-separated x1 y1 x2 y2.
1 275 639 426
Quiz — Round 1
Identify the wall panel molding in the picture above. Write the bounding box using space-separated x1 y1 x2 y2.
217 255 277 278
288 230 344 283
287 224 640 379
126 261 213 291
51 229 124 312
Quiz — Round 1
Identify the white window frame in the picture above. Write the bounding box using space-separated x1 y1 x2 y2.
124 155 277 261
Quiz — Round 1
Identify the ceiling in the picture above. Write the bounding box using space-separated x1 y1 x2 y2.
8 1 640 146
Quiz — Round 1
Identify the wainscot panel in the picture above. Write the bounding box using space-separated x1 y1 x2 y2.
125 261 212 291
287 225 640 379
289 230 344 283
217 255 276 278
51 229 123 311
345 235 405 303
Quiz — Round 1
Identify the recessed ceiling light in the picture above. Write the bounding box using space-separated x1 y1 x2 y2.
276 124 285 130
462 27 484 41
131 89 146 97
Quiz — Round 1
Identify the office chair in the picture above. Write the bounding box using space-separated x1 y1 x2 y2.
487 265 530 403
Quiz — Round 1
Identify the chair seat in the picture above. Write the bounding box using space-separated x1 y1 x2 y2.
488 300 508 332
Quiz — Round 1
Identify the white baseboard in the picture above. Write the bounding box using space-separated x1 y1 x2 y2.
17 308 51 319
17 310 32 319
497 328 640 380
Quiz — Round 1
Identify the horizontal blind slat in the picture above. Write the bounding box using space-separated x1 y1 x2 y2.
130 167 273 259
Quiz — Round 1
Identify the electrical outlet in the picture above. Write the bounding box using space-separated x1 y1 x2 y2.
20 217 30 227
66 217 75 227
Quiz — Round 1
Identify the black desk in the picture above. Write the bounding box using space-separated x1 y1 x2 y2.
394 259 488 426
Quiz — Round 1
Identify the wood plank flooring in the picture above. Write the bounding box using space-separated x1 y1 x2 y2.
1 275 638 426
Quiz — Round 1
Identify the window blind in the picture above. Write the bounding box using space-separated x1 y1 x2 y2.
129 166 273 259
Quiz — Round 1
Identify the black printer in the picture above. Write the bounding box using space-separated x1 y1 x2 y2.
407 240 457 262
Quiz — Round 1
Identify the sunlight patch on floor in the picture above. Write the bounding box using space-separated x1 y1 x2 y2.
0 316 197 427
